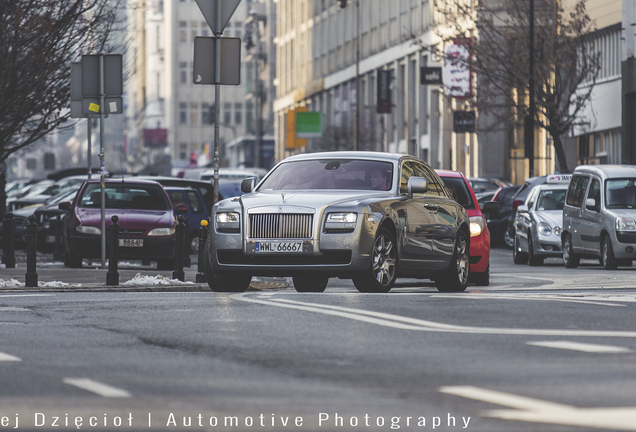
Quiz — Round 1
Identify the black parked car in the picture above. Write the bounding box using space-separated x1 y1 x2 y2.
486 185 522 247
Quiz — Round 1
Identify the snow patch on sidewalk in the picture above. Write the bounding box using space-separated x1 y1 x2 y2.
121 273 195 287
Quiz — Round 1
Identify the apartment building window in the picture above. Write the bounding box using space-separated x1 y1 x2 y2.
234 22 242 38
582 25 621 83
179 21 187 43
180 62 187 84
179 143 187 160
191 102 199 125
224 102 232 124
246 101 254 133
180 103 187 124
234 103 242 125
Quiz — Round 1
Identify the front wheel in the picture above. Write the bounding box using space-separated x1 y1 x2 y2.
562 234 580 268
203 246 251 292
602 235 618 270
436 230 470 292
353 227 397 293
293 275 329 292
527 233 544 266
513 235 528 264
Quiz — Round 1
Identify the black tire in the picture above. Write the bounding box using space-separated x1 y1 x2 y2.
503 229 514 249
562 234 580 268
156 259 174 271
293 275 329 292
64 251 83 268
472 264 490 286
202 245 251 292
353 227 397 293
513 235 528 264
436 229 470 292
601 235 618 270
527 233 544 266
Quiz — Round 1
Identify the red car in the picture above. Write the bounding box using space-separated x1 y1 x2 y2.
436 170 498 286
59 179 186 269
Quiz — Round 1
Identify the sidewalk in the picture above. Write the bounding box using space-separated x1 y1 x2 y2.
0 251 289 292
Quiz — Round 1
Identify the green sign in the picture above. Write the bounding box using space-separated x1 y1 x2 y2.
296 112 322 138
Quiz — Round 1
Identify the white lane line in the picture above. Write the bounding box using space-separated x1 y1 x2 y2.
231 294 636 338
0 352 21 362
527 340 632 353
439 385 636 431
63 378 131 398
432 294 626 307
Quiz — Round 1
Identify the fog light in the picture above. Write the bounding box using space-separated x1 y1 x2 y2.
626 246 634 253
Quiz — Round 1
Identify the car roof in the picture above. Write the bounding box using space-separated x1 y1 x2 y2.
435 170 464 178
282 151 405 162
85 178 162 186
535 183 569 190
573 164 636 179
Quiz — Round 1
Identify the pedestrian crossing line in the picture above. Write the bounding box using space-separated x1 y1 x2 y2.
63 378 131 398
0 351 21 361
527 340 632 353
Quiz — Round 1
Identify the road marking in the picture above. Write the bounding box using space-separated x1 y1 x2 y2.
63 378 131 398
439 385 636 431
432 293 626 307
0 352 21 361
527 340 632 353
232 294 636 337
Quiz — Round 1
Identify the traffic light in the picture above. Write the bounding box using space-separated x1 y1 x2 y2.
338 0 347 8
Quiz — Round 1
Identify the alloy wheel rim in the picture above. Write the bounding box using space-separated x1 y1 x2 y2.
372 235 396 286
456 236 469 284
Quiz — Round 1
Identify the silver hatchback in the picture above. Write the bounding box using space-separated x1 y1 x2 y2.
562 165 636 269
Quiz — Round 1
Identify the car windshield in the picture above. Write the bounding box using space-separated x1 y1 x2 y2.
257 159 394 191
606 178 636 209
536 189 566 211
79 183 169 210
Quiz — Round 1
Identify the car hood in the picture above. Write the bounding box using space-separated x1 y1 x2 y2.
535 210 562 228
77 208 174 230
236 190 393 212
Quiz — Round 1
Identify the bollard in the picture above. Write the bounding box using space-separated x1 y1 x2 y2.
195 219 209 283
183 219 191 268
106 215 120 286
25 215 38 288
172 215 185 281
2 213 16 268
53 215 63 262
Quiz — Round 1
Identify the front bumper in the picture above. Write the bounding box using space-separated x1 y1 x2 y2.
532 233 562 257
69 235 176 260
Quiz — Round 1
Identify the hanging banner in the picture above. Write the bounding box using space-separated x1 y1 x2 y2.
443 39 472 99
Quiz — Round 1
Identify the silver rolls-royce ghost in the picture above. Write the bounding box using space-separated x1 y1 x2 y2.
203 151 470 293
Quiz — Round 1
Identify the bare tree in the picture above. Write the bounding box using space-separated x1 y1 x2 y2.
421 0 599 173
0 0 120 215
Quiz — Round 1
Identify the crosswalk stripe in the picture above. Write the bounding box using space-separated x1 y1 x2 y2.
527 340 631 353
63 378 131 398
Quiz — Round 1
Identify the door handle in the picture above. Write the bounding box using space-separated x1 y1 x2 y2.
424 203 439 211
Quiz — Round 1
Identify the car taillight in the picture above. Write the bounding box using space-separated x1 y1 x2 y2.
512 199 523 210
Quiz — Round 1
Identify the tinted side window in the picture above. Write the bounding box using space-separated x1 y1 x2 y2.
413 163 446 198
526 188 538 210
566 175 589 207
400 162 416 195
186 191 203 213
586 178 600 209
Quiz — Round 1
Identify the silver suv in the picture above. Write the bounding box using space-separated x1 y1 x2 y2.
562 165 636 269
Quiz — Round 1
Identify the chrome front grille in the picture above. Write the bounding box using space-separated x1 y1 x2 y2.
249 214 313 239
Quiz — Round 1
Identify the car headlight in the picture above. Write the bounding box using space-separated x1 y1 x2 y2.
76 225 101 235
554 226 561 237
147 228 175 236
217 212 240 223
616 217 636 231
216 212 240 233
469 216 484 237
327 213 357 223
538 222 552 236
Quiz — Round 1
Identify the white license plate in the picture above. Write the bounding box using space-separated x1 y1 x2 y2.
119 239 144 247
255 241 303 253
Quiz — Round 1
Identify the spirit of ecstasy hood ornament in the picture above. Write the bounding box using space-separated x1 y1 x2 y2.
281 193 286 202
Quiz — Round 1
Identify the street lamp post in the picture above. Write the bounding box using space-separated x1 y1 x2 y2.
525 0 536 178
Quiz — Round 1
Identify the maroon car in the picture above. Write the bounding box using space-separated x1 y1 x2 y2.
59 179 183 269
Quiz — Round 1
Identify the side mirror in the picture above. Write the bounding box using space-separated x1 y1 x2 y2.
175 203 189 213
58 202 71 211
517 205 529 213
407 177 428 198
481 201 500 214
585 198 597 210
241 177 255 193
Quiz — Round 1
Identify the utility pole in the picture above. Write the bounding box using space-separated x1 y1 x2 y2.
355 0 360 151
525 0 536 178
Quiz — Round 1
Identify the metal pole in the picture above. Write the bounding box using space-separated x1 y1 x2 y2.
213 1 222 205
528 0 535 178
254 13 262 169
354 0 361 151
99 53 106 268
87 119 92 180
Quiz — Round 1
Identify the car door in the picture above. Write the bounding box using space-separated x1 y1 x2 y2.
515 187 538 252
564 174 590 253
400 161 437 268
579 176 603 254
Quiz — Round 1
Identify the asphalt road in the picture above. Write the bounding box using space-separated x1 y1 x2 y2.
1 247 636 431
